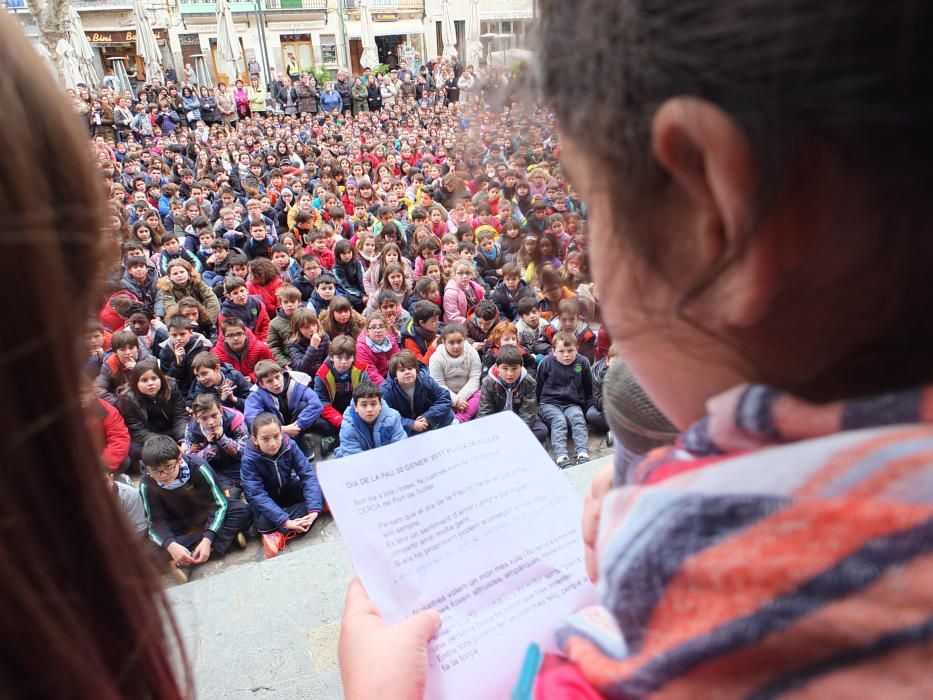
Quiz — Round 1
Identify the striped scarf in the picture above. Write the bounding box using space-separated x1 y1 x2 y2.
535 383 933 699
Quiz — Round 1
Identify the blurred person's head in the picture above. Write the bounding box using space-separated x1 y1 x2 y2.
0 12 186 697
537 0 933 427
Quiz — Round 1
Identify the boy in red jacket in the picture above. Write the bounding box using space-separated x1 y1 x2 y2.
213 317 274 383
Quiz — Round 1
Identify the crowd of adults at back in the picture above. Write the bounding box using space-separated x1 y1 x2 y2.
79 57 611 574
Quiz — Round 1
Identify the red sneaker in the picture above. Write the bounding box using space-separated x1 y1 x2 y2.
262 531 287 558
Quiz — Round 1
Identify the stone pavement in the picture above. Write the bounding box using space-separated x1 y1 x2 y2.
167 443 612 700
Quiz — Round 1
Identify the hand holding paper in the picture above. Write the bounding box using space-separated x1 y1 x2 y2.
320 412 597 699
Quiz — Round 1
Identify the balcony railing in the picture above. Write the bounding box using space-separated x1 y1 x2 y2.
265 0 327 9
177 0 326 12
345 0 424 11
70 0 136 8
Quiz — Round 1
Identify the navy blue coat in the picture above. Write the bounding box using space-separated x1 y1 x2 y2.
240 436 323 527
381 368 455 435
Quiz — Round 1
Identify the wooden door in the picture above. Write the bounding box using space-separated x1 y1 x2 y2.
349 38 362 75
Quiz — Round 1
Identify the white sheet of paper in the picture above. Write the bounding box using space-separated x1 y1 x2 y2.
318 411 597 699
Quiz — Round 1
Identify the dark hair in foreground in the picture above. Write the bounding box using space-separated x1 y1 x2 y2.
536 0 933 400
353 382 382 401
0 12 187 698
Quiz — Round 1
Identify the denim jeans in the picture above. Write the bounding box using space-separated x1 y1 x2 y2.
539 403 589 458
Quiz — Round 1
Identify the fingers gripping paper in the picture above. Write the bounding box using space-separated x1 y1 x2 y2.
318 412 597 699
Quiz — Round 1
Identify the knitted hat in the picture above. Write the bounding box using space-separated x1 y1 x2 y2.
474 224 498 239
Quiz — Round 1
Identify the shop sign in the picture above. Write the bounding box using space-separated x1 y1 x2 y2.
267 21 326 31
86 29 166 44
372 11 399 21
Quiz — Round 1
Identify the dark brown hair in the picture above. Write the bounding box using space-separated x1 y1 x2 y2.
538 0 933 399
0 12 186 697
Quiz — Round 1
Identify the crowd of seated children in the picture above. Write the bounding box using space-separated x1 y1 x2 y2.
93 117 629 575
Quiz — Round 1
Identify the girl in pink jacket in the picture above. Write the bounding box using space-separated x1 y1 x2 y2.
354 313 399 385
443 261 485 325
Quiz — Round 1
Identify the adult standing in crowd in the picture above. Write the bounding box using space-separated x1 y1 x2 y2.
294 73 319 116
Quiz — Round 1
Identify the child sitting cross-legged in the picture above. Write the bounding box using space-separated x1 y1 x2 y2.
536 331 594 468
240 412 323 559
479 345 548 442
244 360 324 458
381 350 454 436
334 382 407 457
139 435 252 584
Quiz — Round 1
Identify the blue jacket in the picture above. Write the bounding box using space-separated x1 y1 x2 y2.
319 90 343 113
240 436 323 527
381 368 454 435
188 363 253 411
334 400 406 457
244 373 323 431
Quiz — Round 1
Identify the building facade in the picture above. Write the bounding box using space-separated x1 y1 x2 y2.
2 0 533 86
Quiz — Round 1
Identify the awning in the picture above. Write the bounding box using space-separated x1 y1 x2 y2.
347 18 426 39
